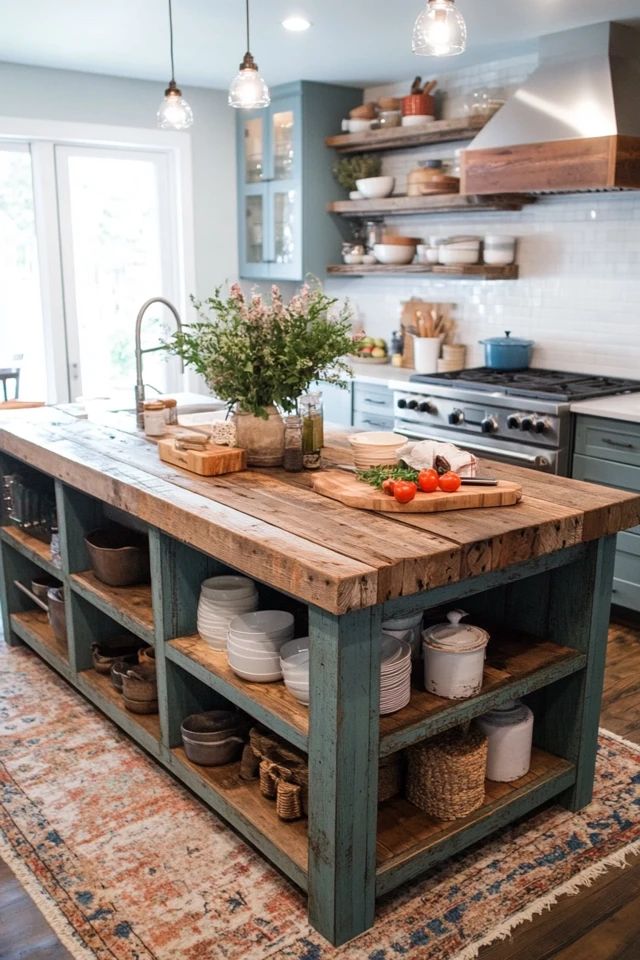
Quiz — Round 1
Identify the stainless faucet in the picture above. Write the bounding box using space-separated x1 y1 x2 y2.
134 297 183 427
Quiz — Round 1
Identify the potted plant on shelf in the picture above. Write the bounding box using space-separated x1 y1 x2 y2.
168 282 353 466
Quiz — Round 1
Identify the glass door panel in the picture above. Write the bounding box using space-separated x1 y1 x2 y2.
271 185 300 279
245 194 265 263
243 116 264 184
55 146 181 406
0 144 47 401
272 109 295 181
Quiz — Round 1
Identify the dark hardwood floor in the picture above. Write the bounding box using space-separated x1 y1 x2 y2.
1 619 639 960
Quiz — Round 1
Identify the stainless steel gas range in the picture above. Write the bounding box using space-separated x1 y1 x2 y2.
390 368 640 476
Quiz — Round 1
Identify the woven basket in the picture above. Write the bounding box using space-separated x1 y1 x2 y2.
406 726 488 820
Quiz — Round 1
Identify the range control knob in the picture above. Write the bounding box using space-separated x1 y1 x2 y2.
506 414 521 430
407 399 419 410
418 400 436 413
532 418 548 434
520 416 534 431
397 398 408 409
448 408 464 425
481 417 498 434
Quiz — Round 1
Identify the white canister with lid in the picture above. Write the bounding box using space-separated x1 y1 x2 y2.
476 699 534 781
422 609 489 699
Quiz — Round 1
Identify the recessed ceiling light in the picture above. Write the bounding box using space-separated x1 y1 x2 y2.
282 15 311 32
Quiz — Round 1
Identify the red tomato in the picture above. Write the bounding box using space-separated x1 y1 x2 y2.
417 468 439 493
382 478 396 496
438 471 462 492
394 480 417 504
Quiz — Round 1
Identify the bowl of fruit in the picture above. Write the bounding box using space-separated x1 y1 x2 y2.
350 335 389 364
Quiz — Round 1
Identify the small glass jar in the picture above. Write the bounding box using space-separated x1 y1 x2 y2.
283 416 304 472
143 401 166 437
50 526 62 568
299 392 324 470
163 398 178 425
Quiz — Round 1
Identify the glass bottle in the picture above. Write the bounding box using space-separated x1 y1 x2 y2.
283 416 304 472
299 392 324 470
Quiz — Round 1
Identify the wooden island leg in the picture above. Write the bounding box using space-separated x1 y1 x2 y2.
307 605 381 946
534 535 617 810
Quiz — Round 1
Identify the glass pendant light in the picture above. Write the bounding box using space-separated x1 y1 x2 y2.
229 0 270 109
412 0 467 57
157 0 193 130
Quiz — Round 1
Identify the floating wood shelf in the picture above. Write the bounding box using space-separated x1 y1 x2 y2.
10 610 70 676
327 263 519 280
77 668 162 751
327 193 535 217
326 115 487 153
1 525 61 578
70 571 155 645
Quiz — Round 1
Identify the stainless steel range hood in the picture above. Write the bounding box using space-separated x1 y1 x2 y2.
462 22 640 193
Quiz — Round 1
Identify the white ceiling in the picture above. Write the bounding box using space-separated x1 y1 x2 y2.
1 0 640 90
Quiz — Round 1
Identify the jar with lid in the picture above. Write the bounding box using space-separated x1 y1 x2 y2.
422 609 490 700
476 699 534 781
299 392 324 469
143 401 166 437
283 416 304 472
163 398 178 425
364 220 383 253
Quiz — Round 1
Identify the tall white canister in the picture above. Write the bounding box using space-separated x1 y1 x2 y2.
476 699 534 782
422 610 489 699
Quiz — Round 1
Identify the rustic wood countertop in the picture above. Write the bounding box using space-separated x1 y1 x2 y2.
1 408 639 614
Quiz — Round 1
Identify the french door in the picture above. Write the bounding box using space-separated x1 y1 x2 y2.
0 130 190 404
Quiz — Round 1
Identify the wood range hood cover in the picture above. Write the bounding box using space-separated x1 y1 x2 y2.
461 22 640 194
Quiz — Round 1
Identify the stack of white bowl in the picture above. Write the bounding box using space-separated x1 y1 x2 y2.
380 634 412 714
349 431 406 470
280 637 310 705
227 611 294 682
197 575 258 650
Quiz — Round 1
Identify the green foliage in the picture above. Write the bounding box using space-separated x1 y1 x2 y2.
357 464 419 489
332 154 382 192
168 282 354 418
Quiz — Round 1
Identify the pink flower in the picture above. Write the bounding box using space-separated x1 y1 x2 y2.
229 282 244 303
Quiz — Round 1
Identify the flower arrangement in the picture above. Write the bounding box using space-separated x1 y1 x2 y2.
168 282 354 419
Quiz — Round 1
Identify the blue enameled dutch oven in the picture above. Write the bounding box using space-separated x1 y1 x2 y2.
479 330 534 370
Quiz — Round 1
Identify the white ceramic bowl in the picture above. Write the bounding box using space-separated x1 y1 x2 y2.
201 575 256 598
373 243 416 266
228 635 286 654
355 176 395 199
229 610 294 636
483 250 515 266
227 644 282 665
348 118 372 132
484 235 515 247
228 663 283 683
401 115 434 127
280 637 310 660
349 431 404 447
438 247 480 265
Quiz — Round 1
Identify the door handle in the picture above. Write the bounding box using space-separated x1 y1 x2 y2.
603 438 634 450
364 398 388 406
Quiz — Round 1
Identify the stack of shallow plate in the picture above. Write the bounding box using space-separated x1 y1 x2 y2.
348 431 406 470
197 575 258 650
227 610 294 682
280 637 310 706
379 634 412 714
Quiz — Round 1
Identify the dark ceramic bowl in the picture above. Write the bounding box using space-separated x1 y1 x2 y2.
182 733 244 766
180 710 246 743
122 663 157 701
31 574 62 603
92 635 143 674
84 525 150 587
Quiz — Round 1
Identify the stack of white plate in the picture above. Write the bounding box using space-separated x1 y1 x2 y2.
280 637 310 706
227 610 294 682
379 634 412 714
197 576 258 650
348 431 407 470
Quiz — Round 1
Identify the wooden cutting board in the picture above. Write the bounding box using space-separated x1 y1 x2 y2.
311 469 522 513
157 438 246 476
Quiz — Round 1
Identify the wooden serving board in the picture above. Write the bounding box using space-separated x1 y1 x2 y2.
311 469 522 513
157 438 246 476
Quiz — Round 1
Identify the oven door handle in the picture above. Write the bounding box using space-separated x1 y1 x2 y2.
461 443 551 467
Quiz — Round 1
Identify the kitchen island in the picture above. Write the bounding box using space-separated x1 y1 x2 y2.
1 408 639 946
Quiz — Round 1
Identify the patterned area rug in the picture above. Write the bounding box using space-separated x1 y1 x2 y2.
1 638 640 960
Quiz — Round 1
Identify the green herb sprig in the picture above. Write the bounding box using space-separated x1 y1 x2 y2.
356 463 419 490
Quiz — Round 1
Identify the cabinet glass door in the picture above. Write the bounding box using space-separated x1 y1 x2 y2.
241 190 271 278
242 116 265 184
272 109 295 181
271 184 301 280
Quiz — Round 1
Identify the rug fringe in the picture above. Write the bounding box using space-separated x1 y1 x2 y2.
0 831 97 960
450 835 640 960
599 726 640 752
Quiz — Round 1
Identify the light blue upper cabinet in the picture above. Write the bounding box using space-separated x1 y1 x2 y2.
236 81 360 282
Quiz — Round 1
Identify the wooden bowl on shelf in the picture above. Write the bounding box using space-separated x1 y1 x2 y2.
380 234 422 246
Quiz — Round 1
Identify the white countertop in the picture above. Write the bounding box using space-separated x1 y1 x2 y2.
570 392 640 424
349 361 414 385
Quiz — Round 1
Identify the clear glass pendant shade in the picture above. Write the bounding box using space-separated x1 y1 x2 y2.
228 56 270 109
157 82 194 130
412 0 467 57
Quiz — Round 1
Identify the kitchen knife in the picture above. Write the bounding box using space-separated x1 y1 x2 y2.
461 477 499 486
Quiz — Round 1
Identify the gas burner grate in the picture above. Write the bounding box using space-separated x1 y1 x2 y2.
409 368 640 402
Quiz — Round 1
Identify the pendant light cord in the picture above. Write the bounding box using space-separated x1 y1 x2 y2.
168 0 176 82
245 0 251 53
